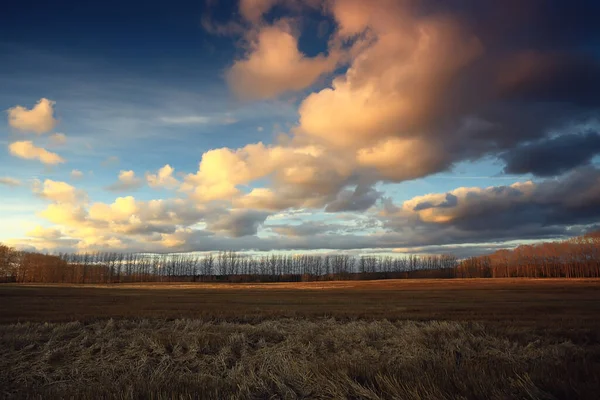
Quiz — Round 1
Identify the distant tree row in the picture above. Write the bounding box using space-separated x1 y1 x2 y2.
1 232 599 284
457 232 600 278
0 245 457 284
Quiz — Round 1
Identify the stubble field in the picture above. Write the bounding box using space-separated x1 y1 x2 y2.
1 279 600 399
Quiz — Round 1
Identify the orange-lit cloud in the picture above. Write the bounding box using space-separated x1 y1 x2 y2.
146 164 179 189
298 3 482 149
7 98 58 134
106 170 143 191
227 20 340 99
385 181 539 225
239 0 279 22
0 177 21 187
26 226 63 240
33 179 86 203
8 141 65 165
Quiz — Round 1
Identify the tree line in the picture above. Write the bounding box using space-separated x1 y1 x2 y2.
457 231 600 278
0 245 457 283
1 232 599 284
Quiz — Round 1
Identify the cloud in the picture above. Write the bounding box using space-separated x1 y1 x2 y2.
71 169 84 179
160 116 210 124
38 203 88 229
325 184 382 212
15 169 600 254
14 187 598 254
7 237 79 254
29 190 208 252
501 131 600 177
497 51 600 107
6 1 600 255
206 1 489 210
391 242 523 259
86 197 206 237
159 115 237 125
7 98 58 134
355 138 452 181
33 179 85 204
106 170 143 192
184 142 353 209
384 167 600 244
413 193 458 212
182 143 278 202
239 0 279 23
101 156 119 167
146 164 179 189
267 219 366 237
215 0 600 212
298 5 483 150
49 133 67 145
0 177 21 187
206 209 271 237
237 0 323 24
234 188 300 210
26 226 63 240
226 20 340 99
8 141 65 165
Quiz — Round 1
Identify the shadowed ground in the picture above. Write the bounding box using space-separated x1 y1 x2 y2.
2 279 600 399
1 279 599 330
2 318 600 399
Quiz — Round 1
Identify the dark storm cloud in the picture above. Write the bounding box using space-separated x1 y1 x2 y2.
325 184 382 212
497 53 600 107
413 193 458 212
163 222 571 254
386 167 600 243
415 0 600 171
206 209 271 237
502 131 600 177
423 0 600 49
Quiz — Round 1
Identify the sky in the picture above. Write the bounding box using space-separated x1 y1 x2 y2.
1 0 600 257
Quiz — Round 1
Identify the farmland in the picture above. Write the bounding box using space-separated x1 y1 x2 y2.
2 279 600 399
1 279 600 328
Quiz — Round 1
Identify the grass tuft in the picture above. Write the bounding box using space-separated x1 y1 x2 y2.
1 318 599 399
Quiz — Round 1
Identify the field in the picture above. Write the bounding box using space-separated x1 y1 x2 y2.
2 279 600 399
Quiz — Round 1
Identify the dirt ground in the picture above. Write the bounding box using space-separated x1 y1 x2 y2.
2 279 599 331
2 279 600 399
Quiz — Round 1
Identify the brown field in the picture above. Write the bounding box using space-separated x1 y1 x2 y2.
2 279 600 399
2 279 600 330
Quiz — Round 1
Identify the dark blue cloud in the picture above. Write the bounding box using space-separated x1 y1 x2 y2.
502 131 600 177
414 193 458 212
325 184 382 213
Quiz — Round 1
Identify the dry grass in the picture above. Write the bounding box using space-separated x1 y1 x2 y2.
2 318 599 399
2 279 600 399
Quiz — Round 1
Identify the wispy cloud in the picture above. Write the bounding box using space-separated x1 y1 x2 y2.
159 115 237 125
70 169 84 179
0 177 21 187
101 156 119 167
49 133 67 145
